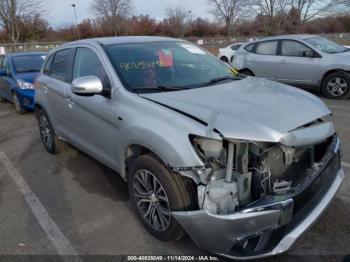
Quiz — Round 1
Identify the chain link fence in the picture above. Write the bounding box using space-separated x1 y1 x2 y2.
1 33 350 55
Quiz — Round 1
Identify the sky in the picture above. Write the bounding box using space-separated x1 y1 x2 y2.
45 0 213 27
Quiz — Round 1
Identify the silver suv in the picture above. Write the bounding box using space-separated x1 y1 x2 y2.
233 34 350 99
34 36 344 259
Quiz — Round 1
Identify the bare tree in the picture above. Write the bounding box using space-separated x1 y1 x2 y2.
0 0 45 43
91 0 133 36
165 7 190 37
291 0 342 31
207 0 246 36
251 0 290 35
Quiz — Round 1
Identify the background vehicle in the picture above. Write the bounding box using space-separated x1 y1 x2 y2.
34 36 343 260
233 34 350 99
0 52 46 113
217 43 242 63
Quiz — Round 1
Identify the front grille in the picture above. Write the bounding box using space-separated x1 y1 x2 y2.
229 149 341 257
23 97 32 106
291 151 340 219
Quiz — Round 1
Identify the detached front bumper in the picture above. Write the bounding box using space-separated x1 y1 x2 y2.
15 88 34 110
173 144 344 259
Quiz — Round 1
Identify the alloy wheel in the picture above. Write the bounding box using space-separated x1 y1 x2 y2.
39 115 53 149
327 77 348 97
132 169 171 231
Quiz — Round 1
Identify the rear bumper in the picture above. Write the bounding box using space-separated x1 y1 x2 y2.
173 142 344 259
15 88 34 110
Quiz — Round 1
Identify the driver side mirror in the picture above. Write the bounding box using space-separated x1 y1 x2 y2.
303 50 314 58
71 76 103 96
0 68 7 77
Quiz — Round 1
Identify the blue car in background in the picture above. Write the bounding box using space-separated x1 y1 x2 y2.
0 52 46 114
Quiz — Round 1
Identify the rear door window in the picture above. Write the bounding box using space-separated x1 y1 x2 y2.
50 49 71 82
255 41 278 55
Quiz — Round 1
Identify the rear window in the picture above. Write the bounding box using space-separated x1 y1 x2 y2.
50 49 71 82
12 55 45 73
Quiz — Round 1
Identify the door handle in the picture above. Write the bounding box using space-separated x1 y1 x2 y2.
65 97 74 108
280 59 287 63
42 85 48 93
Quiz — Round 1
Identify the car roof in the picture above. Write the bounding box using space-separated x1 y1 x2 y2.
61 36 183 47
5 51 46 57
244 34 317 45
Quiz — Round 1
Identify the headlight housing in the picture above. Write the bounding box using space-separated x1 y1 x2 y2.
191 136 224 160
17 80 34 90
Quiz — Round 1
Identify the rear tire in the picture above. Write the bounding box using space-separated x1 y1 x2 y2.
37 109 68 154
321 72 350 99
128 154 196 241
13 93 25 114
0 96 6 103
240 70 254 77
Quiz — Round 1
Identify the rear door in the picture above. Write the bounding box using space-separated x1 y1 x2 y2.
38 48 74 136
276 40 321 86
247 40 279 80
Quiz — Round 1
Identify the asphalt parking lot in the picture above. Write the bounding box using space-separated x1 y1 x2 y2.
0 94 349 262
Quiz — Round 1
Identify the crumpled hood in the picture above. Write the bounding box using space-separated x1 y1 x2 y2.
141 77 331 142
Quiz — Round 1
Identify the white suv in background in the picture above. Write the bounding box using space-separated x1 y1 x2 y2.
233 34 350 99
218 43 242 64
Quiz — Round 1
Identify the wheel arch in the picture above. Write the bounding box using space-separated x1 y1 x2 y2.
34 103 43 119
220 56 229 62
321 69 350 86
239 68 255 76
122 144 171 181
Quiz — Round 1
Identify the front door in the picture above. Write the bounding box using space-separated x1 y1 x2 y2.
63 47 122 170
276 40 321 86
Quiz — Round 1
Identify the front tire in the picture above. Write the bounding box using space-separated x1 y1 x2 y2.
38 109 68 154
220 56 229 63
322 72 350 99
129 154 196 241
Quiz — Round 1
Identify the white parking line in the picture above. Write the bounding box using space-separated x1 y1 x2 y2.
342 162 350 169
0 151 80 260
328 105 350 111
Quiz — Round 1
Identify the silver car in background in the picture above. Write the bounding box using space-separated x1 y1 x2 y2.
34 36 344 260
233 34 350 99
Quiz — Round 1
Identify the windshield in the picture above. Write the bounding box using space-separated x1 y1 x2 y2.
305 36 348 54
12 55 46 73
105 41 239 93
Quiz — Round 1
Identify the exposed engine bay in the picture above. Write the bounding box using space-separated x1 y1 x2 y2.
189 133 335 215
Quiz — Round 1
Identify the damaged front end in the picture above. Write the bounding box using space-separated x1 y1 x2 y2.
173 119 344 259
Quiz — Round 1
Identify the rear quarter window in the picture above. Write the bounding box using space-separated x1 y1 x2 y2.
43 54 54 75
49 49 72 82
244 43 255 53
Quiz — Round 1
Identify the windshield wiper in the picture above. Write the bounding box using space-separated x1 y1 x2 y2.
18 69 40 73
203 76 239 87
131 85 189 92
